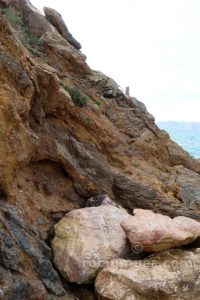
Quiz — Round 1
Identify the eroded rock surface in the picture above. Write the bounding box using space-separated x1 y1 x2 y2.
121 209 200 252
52 201 130 284
0 200 75 299
1 0 56 36
95 249 200 300
44 7 81 50
42 31 90 74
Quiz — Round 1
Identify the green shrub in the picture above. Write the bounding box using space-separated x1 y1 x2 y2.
19 27 42 55
2 7 42 55
2 6 23 29
64 86 88 107
94 100 101 106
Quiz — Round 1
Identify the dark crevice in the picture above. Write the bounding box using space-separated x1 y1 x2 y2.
30 159 69 178
70 283 96 300
28 84 46 130
0 189 7 201
44 225 55 249
44 218 74 295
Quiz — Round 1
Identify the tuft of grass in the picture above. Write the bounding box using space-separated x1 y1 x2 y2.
64 86 88 107
2 6 23 28
94 100 101 106
2 7 42 55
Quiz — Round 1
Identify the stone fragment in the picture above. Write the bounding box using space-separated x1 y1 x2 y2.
95 249 200 300
86 193 120 207
121 209 200 252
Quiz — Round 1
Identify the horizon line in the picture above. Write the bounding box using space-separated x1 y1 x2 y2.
156 120 200 123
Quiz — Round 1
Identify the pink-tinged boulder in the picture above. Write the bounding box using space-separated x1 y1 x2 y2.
121 209 200 252
52 198 130 284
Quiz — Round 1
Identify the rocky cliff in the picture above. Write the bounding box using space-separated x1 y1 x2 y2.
0 1 200 299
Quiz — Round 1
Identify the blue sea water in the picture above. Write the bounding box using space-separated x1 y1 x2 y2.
157 121 200 159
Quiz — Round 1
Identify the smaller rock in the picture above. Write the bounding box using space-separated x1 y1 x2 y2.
87 70 124 99
44 7 81 50
95 249 200 300
121 209 200 252
131 97 148 113
86 193 120 207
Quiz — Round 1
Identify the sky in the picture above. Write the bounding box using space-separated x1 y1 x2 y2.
31 0 200 122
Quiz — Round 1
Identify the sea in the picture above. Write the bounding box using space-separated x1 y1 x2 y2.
157 121 200 159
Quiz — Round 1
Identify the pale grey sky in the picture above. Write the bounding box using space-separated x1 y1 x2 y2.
31 0 200 122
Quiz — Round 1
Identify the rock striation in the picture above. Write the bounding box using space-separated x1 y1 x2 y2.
121 209 200 252
44 7 82 50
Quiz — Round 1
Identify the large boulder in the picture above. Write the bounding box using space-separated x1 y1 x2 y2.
95 249 200 300
121 209 200 252
44 7 81 50
52 197 130 284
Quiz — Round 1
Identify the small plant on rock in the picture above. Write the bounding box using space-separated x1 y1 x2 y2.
2 6 23 29
2 7 42 55
64 86 88 107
